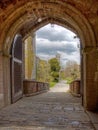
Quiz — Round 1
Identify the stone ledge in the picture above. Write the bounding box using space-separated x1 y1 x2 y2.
23 89 49 97
23 80 49 96
70 80 81 97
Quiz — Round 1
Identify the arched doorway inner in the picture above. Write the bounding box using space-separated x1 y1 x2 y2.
0 1 97 111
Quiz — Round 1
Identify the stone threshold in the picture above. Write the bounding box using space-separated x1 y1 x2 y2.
0 126 71 130
86 111 98 130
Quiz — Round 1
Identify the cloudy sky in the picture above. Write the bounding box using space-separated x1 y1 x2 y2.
36 24 80 67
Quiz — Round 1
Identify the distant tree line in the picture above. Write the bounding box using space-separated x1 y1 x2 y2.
36 57 60 83
36 57 80 84
49 58 60 82
61 61 80 83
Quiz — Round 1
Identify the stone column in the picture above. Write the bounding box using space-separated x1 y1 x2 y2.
0 52 4 108
30 32 36 80
3 54 11 106
83 47 98 110
0 51 11 108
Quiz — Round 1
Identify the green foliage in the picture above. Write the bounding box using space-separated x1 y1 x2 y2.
49 58 60 72
49 58 60 82
60 70 66 80
64 61 80 81
36 59 50 82
51 71 59 82
66 77 74 84
49 82 57 88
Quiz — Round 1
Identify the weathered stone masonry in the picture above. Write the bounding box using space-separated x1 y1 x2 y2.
0 0 98 111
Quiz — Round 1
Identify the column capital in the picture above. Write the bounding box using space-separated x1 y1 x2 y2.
2 51 11 58
29 31 36 38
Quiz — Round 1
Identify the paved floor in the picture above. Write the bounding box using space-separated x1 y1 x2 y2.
0 81 95 130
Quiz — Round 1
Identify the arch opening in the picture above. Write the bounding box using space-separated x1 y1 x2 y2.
35 24 81 100
0 0 97 111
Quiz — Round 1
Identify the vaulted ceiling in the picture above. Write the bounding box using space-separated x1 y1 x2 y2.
0 0 98 53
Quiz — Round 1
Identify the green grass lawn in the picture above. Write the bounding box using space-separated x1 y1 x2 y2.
49 82 57 88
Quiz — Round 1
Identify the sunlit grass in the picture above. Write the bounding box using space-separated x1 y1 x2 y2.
49 82 57 88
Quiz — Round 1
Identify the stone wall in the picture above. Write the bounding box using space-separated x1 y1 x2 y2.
24 34 36 80
23 80 49 96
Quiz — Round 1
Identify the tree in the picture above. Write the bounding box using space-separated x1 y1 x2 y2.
49 58 60 82
64 60 80 81
36 58 50 82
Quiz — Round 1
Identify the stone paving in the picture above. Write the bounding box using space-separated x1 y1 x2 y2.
0 81 95 130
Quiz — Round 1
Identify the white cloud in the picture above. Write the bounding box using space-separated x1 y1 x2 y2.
36 24 80 66
36 24 77 42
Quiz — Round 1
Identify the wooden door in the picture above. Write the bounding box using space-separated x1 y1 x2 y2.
11 34 23 103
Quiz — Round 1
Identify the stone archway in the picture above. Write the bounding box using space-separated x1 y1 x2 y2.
0 0 98 110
